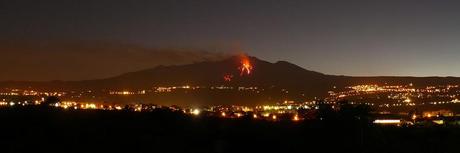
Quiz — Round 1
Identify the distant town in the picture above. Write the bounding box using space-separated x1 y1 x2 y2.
2 83 460 127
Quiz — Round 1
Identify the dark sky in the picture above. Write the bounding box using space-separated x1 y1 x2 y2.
1 0 460 81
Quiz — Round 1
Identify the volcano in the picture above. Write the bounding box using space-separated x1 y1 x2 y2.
1 55 460 106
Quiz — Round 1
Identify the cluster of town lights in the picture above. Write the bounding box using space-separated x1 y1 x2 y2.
189 108 302 122
1 99 455 125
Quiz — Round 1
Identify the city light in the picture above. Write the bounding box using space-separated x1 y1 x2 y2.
192 109 200 115
373 119 401 124
293 115 299 121
235 113 242 117
1 83 460 125
433 120 444 125
404 98 411 103
262 113 270 117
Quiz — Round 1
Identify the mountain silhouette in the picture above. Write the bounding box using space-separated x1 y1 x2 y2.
1 56 460 106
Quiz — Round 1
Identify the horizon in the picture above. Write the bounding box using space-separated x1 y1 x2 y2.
1 54 459 82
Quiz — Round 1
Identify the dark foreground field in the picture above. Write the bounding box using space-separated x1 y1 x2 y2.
1 107 459 153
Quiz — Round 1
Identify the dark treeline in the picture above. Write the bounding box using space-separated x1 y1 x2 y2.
1 105 459 153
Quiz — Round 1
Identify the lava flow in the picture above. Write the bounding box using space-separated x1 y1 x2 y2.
223 74 233 81
239 55 253 76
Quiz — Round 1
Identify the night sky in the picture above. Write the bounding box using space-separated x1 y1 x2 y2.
2 0 460 81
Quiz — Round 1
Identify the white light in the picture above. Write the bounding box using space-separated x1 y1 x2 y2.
373 119 400 124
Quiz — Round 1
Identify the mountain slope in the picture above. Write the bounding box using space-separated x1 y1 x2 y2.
1 55 460 105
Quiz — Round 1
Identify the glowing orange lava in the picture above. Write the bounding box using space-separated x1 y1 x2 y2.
223 74 233 81
239 56 253 76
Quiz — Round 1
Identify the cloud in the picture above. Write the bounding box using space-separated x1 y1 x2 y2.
0 41 231 81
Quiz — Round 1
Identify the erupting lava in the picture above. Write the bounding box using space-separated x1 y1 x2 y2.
239 55 253 76
223 74 233 81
